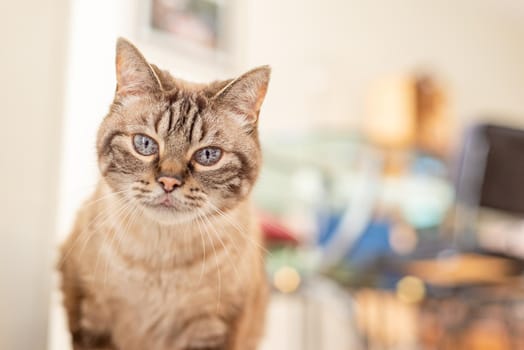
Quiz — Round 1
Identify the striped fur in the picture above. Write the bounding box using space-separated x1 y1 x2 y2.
59 38 270 350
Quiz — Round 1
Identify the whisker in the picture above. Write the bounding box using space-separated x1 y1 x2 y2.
80 188 133 208
103 201 137 286
206 202 271 256
198 208 241 283
184 215 193 271
131 186 152 193
204 207 269 269
195 214 221 312
74 201 130 269
114 204 141 272
58 191 134 268
92 200 134 281
194 213 207 285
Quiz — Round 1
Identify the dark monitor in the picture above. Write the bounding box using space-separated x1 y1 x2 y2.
479 125 524 214
454 123 524 253
456 124 524 213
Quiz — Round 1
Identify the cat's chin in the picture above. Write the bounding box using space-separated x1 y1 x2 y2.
140 204 203 226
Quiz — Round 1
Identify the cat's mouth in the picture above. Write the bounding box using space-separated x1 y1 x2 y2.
147 194 178 209
137 192 205 225
142 193 187 211
157 194 175 208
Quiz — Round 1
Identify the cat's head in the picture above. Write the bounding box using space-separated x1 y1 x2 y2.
96 38 270 225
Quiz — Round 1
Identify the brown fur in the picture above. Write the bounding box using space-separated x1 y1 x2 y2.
59 38 271 350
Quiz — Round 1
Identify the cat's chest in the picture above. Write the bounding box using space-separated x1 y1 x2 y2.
101 228 245 303
109 250 242 308
82 228 247 348
95 266 240 349
112 263 234 311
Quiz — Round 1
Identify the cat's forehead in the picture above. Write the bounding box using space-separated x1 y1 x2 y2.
148 94 231 149
164 103 228 147
115 90 238 152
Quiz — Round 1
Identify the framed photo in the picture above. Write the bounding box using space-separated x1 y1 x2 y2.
139 0 233 64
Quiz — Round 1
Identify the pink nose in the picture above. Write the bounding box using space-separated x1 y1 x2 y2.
157 176 182 193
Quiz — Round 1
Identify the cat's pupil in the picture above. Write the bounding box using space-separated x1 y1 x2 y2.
194 147 221 166
132 134 158 156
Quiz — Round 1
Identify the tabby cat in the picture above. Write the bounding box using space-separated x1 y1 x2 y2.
59 38 270 350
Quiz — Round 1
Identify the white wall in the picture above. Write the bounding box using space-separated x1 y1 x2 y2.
0 0 69 349
244 0 524 131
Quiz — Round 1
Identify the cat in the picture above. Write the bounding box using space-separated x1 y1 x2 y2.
58 38 270 350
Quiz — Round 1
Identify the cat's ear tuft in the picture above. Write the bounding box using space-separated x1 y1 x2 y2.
212 65 271 124
115 37 163 97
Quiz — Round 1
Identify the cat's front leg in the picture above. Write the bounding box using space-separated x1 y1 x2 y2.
70 300 117 350
72 329 116 350
175 316 228 350
61 268 116 349
60 258 113 349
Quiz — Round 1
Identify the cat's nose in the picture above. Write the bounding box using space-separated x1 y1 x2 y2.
157 175 183 193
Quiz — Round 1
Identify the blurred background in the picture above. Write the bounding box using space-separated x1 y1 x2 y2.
2 0 524 349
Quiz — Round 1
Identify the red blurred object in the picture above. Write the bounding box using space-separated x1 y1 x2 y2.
258 212 299 246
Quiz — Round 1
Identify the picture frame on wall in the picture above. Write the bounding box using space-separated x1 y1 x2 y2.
138 0 233 65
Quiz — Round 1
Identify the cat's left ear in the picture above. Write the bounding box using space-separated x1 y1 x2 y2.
115 37 163 97
212 65 271 125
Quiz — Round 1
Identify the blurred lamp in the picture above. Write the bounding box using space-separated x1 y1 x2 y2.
273 266 301 294
396 275 425 304
364 75 415 149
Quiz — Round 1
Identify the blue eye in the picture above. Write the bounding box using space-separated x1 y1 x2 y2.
194 147 222 166
133 134 158 156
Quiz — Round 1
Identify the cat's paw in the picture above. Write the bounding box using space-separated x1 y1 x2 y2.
178 317 228 350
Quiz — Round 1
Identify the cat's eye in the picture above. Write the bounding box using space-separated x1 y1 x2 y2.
133 134 158 156
193 147 222 166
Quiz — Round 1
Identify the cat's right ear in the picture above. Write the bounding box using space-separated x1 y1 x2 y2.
211 66 271 126
115 38 163 97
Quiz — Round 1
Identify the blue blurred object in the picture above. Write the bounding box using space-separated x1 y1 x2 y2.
317 212 395 269
316 209 344 247
346 219 393 269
